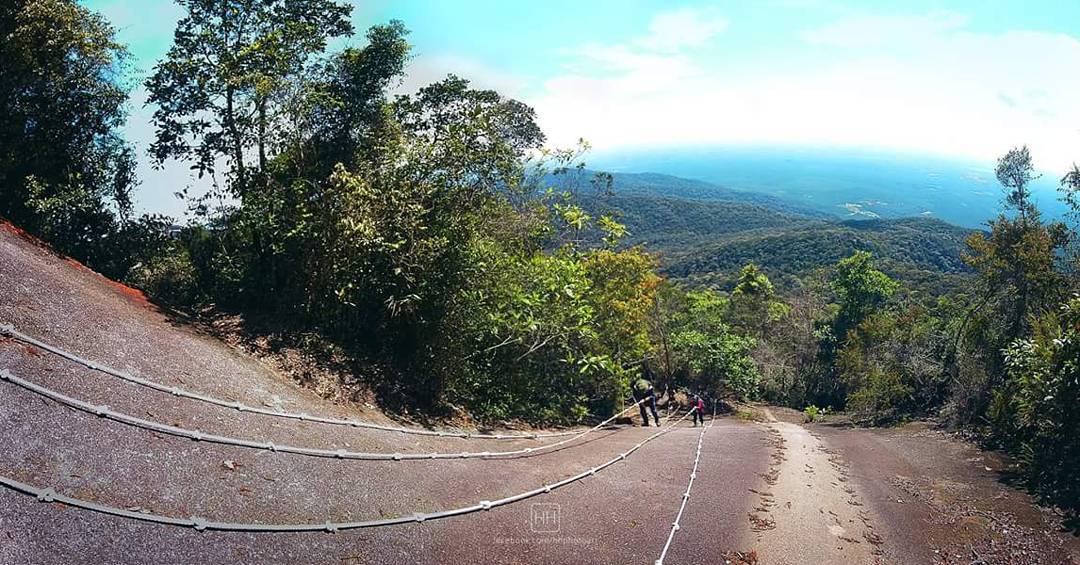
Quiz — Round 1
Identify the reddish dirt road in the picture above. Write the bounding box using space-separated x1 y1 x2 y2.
0 226 1076 564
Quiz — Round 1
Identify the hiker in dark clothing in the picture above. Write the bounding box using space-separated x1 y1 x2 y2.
635 381 660 427
693 394 705 427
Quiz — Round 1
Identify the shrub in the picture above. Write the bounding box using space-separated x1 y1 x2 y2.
1001 296 1080 515
803 404 826 422
128 248 200 306
846 368 913 425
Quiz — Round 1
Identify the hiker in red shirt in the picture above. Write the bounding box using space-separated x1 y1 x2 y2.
693 394 705 427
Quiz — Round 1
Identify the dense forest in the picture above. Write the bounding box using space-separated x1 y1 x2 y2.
576 184 973 295
1 0 1077 517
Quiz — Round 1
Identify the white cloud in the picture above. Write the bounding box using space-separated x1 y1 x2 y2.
396 52 528 97
567 43 701 90
531 11 1080 172
635 7 729 53
800 11 968 48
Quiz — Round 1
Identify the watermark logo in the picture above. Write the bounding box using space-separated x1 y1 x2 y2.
530 503 560 533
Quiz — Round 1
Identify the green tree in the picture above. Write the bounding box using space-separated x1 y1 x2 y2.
1059 162 1080 276
811 251 899 408
1001 296 1080 514
728 263 789 338
1061 163 1080 223
836 304 949 425
139 11 671 424
963 216 1069 340
447 243 596 422
646 281 688 397
146 0 353 193
0 0 136 266
832 250 899 331
226 21 413 309
950 148 1070 432
265 73 548 405
278 20 411 180
441 196 659 422
995 145 1039 223
752 286 827 406
670 289 760 399
958 149 1069 361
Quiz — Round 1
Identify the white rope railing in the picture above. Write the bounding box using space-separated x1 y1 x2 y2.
0 324 582 440
0 409 695 532
0 369 644 461
655 405 715 565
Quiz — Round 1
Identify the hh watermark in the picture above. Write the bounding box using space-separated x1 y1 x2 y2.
490 503 594 546
530 503 560 533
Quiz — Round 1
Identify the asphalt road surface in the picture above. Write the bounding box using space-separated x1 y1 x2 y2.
1 223 1076 564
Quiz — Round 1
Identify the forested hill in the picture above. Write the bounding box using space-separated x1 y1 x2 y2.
659 216 973 293
578 172 976 293
552 170 832 218
587 171 833 218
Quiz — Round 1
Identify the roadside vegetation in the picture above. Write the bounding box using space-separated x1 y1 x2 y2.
1 0 1076 517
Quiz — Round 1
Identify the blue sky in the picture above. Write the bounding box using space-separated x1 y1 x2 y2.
82 0 1080 216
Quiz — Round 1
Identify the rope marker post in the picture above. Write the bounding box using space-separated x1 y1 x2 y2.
3 326 588 440
0 368 646 462
655 403 716 565
0 409 696 533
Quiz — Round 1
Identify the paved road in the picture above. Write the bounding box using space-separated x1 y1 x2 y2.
0 223 771 564
3 223 1077 565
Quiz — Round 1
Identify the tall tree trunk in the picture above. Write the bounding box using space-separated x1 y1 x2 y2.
226 86 245 194
223 0 245 195
258 97 267 172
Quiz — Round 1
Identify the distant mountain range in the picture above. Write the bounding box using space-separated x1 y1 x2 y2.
581 171 833 219
589 146 1070 229
565 169 976 295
